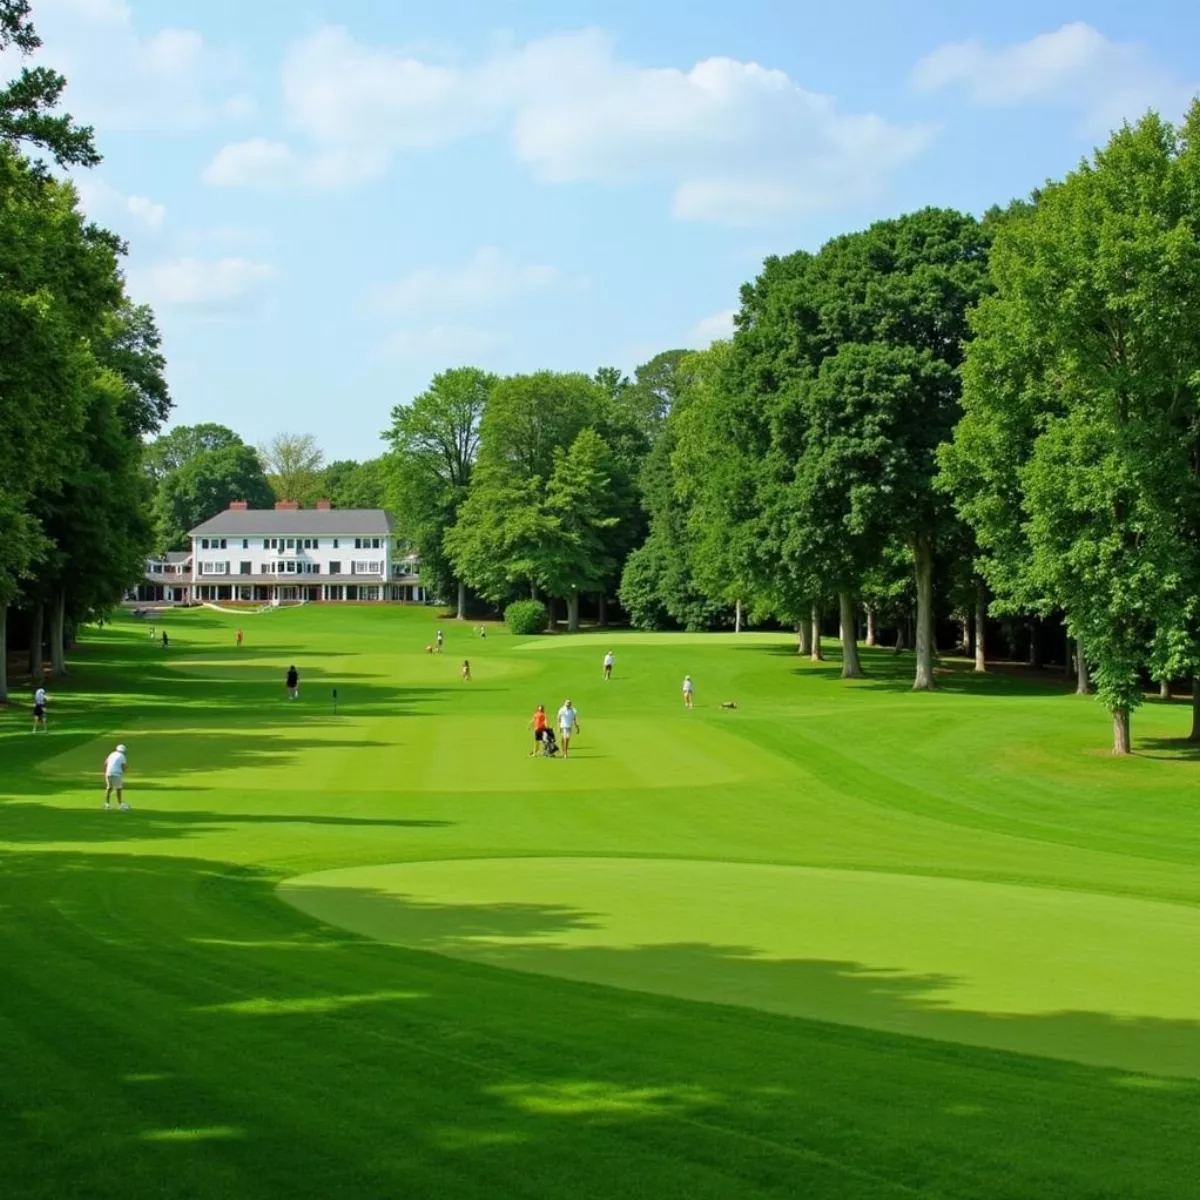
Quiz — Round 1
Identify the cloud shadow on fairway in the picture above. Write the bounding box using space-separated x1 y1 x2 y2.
2 846 1198 1200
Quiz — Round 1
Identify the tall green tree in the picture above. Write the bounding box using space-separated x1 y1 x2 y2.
945 108 1200 753
0 146 117 699
154 444 274 551
384 367 492 616
144 423 242 483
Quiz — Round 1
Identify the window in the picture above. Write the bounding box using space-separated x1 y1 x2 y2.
263 539 269 550
200 538 208 549
220 539 228 549
286 538 295 550
352 561 382 576
373 538 381 549
329 561 341 575
333 538 339 549
239 561 251 575
199 561 229 576
243 539 249 549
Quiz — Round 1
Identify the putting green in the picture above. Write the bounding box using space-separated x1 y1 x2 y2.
280 856 1200 1079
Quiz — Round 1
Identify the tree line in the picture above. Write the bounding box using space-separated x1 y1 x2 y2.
385 103 1200 756
0 1 170 702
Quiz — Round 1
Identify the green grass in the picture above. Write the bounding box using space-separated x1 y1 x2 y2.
1 606 1197 1199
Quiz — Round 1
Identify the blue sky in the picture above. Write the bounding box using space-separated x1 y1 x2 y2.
22 0 1200 461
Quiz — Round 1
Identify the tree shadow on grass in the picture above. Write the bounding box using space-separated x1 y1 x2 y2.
1134 737 1200 763
1 846 1197 1200
0 802 453 843
739 644 1085 699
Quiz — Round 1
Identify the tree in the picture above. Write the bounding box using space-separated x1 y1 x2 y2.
0 1 99 167
259 432 325 506
144 424 242 483
945 109 1200 753
541 429 621 631
325 458 386 509
384 367 492 616
95 302 170 438
0 146 118 700
154 444 275 550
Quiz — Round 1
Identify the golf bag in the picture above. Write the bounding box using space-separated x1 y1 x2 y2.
543 729 560 757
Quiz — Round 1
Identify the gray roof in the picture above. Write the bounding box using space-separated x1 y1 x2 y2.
189 508 395 537
165 551 191 564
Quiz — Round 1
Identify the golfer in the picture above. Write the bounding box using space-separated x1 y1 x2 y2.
104 743 130 810
236 628 244 648
462 659 472 681
32 685 47 733
683 675 694 708
603 651 614 680
286 665 299 700
436 629 444 654
557 699 579 758
528 704 549 756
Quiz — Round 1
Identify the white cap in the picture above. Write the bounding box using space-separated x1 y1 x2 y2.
116 744 126 752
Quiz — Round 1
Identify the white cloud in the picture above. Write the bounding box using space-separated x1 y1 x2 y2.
203 138 298 188
382 325 505 360
128 257 275 308
913 23 1199 131
205 26 931 223
20 0 251 132
687 308 737 348
370 247 560 315
73 177 166 231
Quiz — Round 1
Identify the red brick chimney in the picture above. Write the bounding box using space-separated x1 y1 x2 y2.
315 499 332 511
229 500 248 511
274 500 300 511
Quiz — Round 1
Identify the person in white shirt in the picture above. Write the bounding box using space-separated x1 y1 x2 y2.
104 744 130 810
682 675 694 709
603 651 614 680
556 699 580 759
32 686 47 733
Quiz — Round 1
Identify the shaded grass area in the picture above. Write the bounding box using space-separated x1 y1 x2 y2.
1 606 1198 1198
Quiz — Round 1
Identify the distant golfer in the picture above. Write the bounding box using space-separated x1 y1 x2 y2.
104 743 130 810
32 685 47 733
436 629 444 654
683 675 694 708
603 651 614 680
557 699 579 759
462 659 471 681
236 628 244 648
161 630 169 649
286 665 299 700
529 704 549 756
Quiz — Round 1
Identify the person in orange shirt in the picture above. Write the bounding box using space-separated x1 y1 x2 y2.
528 704 548 757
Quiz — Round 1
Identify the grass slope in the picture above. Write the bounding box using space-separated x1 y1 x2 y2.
1 606 1197 1199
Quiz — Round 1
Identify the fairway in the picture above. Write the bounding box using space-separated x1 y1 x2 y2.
2 606 1199 1199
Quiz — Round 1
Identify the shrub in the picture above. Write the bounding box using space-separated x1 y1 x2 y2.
505 599 548 635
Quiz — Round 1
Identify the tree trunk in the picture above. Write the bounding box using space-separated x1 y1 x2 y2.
50 591 67 677
29 602 45 684
865 606 877 647
734 598 742 634
1076 639 1091 695
546 596 557 629
810 606 824 662
1112 706 1131 756
959 617 970 655
797 620 812 657
1028 622 1043 669
838 591 864 678
974 583 987 673
1190 677 1200 742
0 604 8 703
894 621 906 653
598 595 608 627
1160 678 1172 701
912 534 935 690
456 579 466 620
566 592 580 634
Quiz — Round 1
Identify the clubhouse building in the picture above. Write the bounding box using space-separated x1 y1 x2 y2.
128 501 425 605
